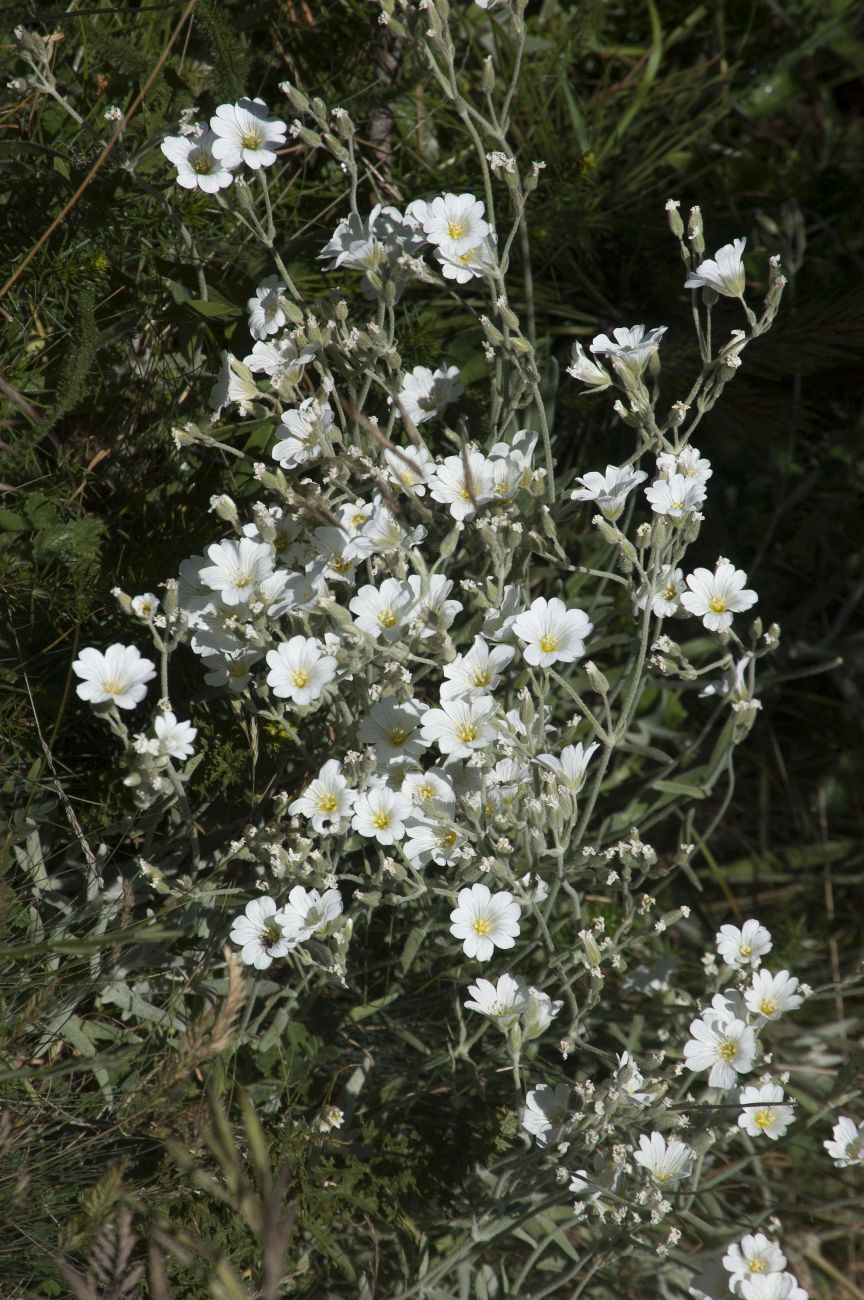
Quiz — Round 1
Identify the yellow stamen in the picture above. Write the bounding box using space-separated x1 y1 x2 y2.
378 608 397 628
242 131 262 150
472 917 491 937
457 723 478 743
193 156 213 174
388 728 408 746
318 793 338 814
708 596 728 614
718 1041 737 1061
291 668 310 689
754 1109 774 1130
371 810 391 830
447 220 465 240
759 999 777 1017
538 635 559 654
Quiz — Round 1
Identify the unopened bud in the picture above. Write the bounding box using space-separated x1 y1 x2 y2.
584 661 609 694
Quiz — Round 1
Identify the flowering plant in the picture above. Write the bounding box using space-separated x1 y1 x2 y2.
9 2 860 1295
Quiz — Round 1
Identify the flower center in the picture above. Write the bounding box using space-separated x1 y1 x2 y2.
538 634 559 653
377 608 398 628
846 1140 862 1160
472 917 492 937
472 668 491 687
262 921 283 948
458 249 477 265
754 1109 775 1130
101 677 125 695
671 499 685 512
439 829 458 849
739 943 752 956
242 131 262 150
708 596 728 614
417 784 435 800
750 1259 766 1274
388 727 408 746
233 572 252 589
458 485 471 501
457 723 478 744
193 155 213 174
717 1041 737 1062
229 662 247 678
663 584 677 600
318 792 338 814
371 810 391 830
654 1170 670 1185
759 999 777 1017
291 668 310 688
447 220 466 240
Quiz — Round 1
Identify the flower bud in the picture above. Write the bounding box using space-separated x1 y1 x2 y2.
584 661 609 695
665 198 684 239
482 55 495 94
209 493 239 526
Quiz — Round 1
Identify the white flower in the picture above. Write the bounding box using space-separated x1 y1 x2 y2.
744 969 802 1022
740 1275 808 1300
637 565 686 618
244 336 316 386
401 768 455 809
272 397 335 468
449 882 521 961
131 592 159 619
72 644 156 710
656 445 713 484
824 1115 864 1167
395 365 463 426
230 896 294 969
434 234 498 283
199 538 275 606
403 818 464 868
683 1013 756 1090
407 573 463 639
161 129 236 192
422 192 490 254
318 1105 344 1133
420 697 498 760
319 203 424 298
566 342 612 389
723 1234 787 1291
210 97 286 170
482 584 524 643
521 1082 570 1146
737 1083 795 1140
358 697 429 765
153 711 197 760
265 636 338 706
512 596 593 667
288 759 356 833
685 238 747 298
645 473 707 520
276 886 343 942
210 351 259 415
351 786 413 845
680 561 757 632
464 974 525 1031
616 1051 656 1106
349 577 415 641
537 741 598 793
633 1131 694 1184
716 919 772 968
384 443 434 495
570 464 647 521
589 324 667 374
247 276 286 340
520 986 564 1040
440 636 514 700
428 449 495 521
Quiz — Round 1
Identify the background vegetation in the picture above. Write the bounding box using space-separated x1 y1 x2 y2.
1 0 862 1295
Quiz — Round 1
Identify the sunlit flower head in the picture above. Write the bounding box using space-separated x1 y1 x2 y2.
161 128 236 192
680 561 757 632
512 596 593 667
230 896 294 969
449 882 521 961
210 97 287 170
824 1115 864 1167
685 237 747 298
633 1131 694 1184
716 919 772 968
571 464 647 521
72 644 156 710
737 1083 795 1140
